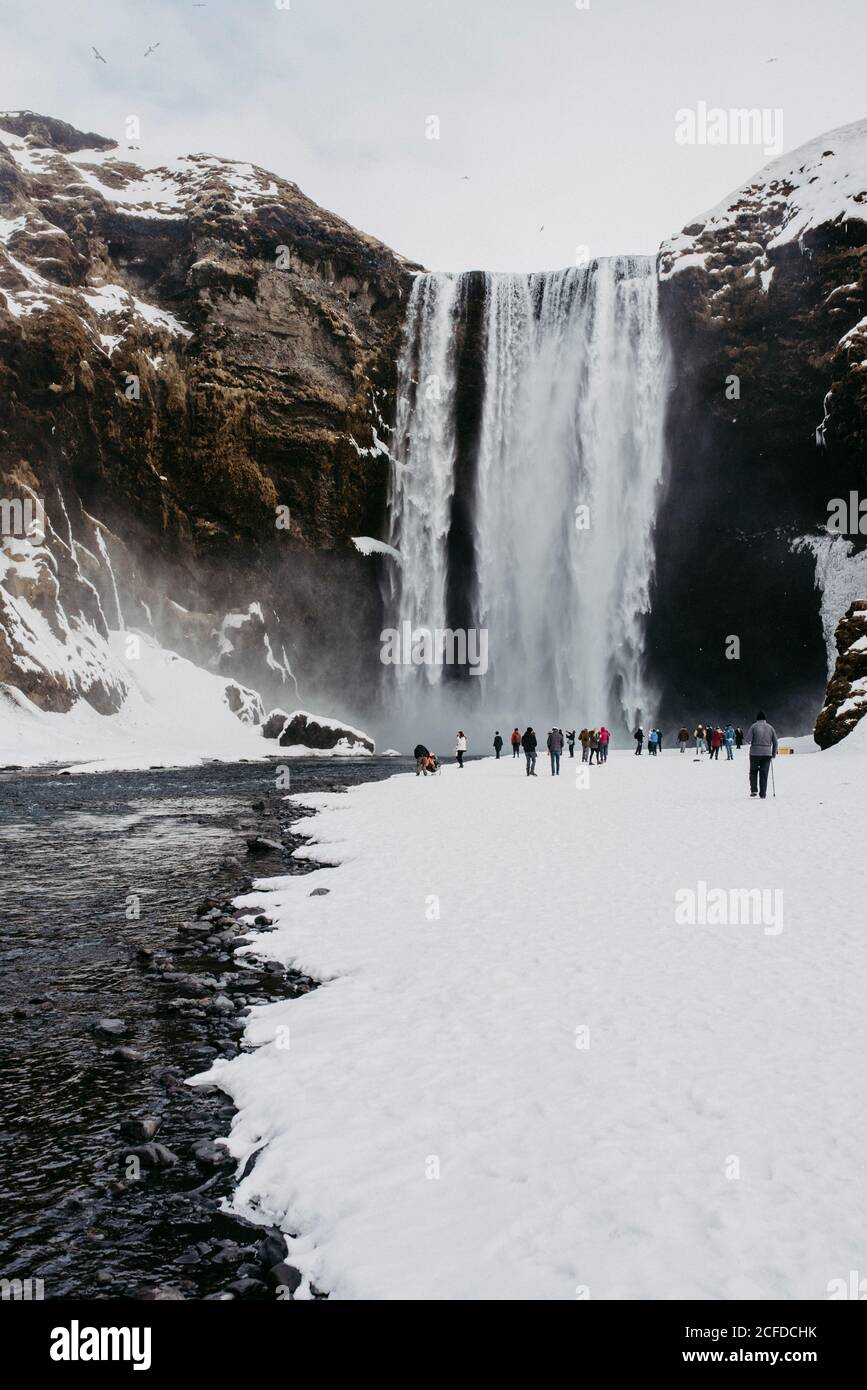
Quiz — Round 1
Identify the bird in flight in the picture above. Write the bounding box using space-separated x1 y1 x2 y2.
144 42 160 57
766 57 778 63
92 46 107 63
460 175 470 180
539 225 544 232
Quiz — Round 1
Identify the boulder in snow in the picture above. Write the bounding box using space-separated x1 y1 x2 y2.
223 680 265 726
277 709 374 754
261 707 290 740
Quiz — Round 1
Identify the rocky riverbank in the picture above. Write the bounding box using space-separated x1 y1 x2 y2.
0 755 408 1299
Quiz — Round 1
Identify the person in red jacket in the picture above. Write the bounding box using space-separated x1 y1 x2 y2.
710 726 723 760
598 725 610 763
510 728 521 759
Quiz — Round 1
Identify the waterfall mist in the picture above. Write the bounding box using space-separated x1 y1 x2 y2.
383 259 670 750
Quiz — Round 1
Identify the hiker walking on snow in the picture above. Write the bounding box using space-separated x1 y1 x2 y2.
511 727 521 758
455 731 467 768
694 723 705 755
724 723 735 760
580 728 590 762
567 729 576 758
678 726 689 753
493 731 503 759
710 726 723 760
648 727 658 756
633 726 644 755
521 725 538 776
599 725 610 762
547 726 563 775
735 726 744 750
747 711 778 798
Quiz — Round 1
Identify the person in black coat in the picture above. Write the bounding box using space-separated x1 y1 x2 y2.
413 743 430 775
521 726 538 776
493 731 503 759
633 727 644 755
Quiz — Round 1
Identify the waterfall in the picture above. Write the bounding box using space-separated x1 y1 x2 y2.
384 258 669 741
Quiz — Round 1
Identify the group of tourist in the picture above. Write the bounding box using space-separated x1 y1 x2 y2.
494 725 610 775
631 726 665 755
633 723 745 759
416 712 779 797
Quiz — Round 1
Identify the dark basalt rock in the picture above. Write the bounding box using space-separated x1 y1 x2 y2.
278 711 374 753
268 1261 303 1295
92 1017 129 1037
246 836 283 854
192 1139 234 1168
226 1277 268 1298
119 1116 162 1142
123 1142 181 1169
261 708 291 740
256 1231 288 1268
651 149 867 732
815 599 867 746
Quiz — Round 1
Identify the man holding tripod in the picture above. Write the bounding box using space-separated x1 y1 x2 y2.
746 710 778 799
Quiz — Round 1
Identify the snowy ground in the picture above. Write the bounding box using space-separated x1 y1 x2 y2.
0 633 269 773
197 726 867 1300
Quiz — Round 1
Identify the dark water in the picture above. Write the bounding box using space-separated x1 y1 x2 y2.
0 755 409 1299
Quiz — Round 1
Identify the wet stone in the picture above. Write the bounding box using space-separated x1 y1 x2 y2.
93 1018 129 1037
119 1116 162 1142
123 1142 180 1169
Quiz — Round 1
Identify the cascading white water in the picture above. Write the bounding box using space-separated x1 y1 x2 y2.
384 273 460 690
384 258 669 741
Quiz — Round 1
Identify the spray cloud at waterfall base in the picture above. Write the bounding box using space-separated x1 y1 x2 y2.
381 259 670 749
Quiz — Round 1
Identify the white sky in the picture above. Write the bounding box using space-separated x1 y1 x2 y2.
0 0 865 271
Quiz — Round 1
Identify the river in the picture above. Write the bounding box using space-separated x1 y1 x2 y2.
0 755 409 1299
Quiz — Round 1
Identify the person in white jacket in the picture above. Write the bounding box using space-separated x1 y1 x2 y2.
455 731 467 768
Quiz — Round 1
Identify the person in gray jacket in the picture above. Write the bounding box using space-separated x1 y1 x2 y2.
746 710 778 798
546 726 563 775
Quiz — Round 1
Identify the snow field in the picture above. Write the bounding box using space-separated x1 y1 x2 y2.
198 739 867 1299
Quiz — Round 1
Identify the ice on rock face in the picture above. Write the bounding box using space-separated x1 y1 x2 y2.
352 536 402 561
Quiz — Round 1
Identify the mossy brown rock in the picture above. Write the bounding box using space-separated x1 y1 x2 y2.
0 111 420 716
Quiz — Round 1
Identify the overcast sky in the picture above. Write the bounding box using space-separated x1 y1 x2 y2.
1 0 865 271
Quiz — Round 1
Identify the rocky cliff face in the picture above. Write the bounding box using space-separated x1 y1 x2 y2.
650 120 867 734
4 110 867 748
0 111 417 724
815 599 867 746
